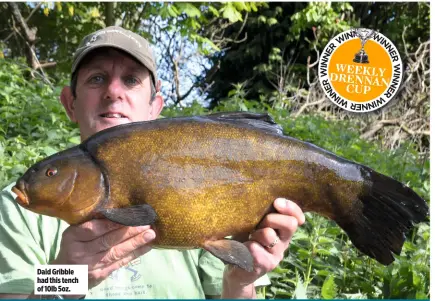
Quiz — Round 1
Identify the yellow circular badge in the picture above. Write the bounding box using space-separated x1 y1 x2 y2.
319 28 403 112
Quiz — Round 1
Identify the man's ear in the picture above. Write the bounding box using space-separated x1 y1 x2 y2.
149 80 164 119
149 92 164 120
60 86 78 123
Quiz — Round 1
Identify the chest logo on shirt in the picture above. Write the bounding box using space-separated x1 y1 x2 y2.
109 257 142 282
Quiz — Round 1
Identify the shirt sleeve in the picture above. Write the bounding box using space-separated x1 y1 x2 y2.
0 183 67 294
197 248 271 297
198 249 225 296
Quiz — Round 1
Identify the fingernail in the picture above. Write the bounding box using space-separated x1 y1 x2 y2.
276 198 287 208
143 231 155 241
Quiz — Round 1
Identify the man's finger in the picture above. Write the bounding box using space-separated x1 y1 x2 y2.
86 225 152 253
91 229 156 270
249 227 276 248
257 214 299 243
245 241 279 273
273 198 305 225
65 219 125 241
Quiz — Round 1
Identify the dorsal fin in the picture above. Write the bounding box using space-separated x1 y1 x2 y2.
203 112 283 135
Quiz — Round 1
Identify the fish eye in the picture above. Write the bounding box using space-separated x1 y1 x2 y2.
45 168 58 177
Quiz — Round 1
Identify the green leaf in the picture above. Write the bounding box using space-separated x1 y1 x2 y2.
267 18 278 26
321 275 337 299
294 273 307 299
90 7 100 18
56 2 62 12
222 3 242 23
68 136 81 145
42 146 58 156
208 6 219 17
416 291 428 299
317 248 332 256
316 270 331 277
68 4 74 16
250 3 258 12
168 4 180 17
258 15 267 23
239 102 248 111
232 2 248 11
412 270 423 287
175 3 201 18
318 236 335 244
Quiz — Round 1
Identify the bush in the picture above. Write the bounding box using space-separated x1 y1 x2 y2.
0 59 80 188
265 113 429 299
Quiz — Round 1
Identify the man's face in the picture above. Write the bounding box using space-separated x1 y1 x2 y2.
61 49 163 141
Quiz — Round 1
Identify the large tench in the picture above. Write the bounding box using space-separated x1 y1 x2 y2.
11 112 429 271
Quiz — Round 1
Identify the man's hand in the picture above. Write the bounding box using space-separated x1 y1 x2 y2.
222 198 305 298
52 219 156 290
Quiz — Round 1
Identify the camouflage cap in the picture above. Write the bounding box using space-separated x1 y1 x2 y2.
72 26 157 86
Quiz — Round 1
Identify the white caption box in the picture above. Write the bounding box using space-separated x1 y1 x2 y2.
34 265 88 295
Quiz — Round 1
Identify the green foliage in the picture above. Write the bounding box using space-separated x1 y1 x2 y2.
0 2 263 85
221 2 243 23
257 112 429 299
321 275 337 299
5 2 108 76
351 2 430 53
290 2 353 45
204 2 354 103
0 59 79 188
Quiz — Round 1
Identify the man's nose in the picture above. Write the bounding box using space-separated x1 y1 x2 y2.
104 78 124 101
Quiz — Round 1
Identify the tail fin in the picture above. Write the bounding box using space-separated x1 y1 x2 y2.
336 169 429 265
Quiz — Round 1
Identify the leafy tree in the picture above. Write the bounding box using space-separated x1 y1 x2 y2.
204 2 429 106
0 2 262 104
204 2 355 105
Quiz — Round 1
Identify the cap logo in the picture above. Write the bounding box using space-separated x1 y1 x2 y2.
86 35 98 46
85 29 143 49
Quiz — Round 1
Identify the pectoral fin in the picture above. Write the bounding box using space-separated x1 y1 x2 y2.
98 204 157 226
203 239 254 272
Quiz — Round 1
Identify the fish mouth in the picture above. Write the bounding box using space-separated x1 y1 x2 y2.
12 181 29 207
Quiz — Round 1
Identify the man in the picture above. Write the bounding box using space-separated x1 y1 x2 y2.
0 26 305 299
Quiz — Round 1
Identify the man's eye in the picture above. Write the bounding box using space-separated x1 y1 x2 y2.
89 75 104 84
125 77 140 86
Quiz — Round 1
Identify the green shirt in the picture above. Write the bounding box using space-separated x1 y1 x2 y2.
0 183 269 298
